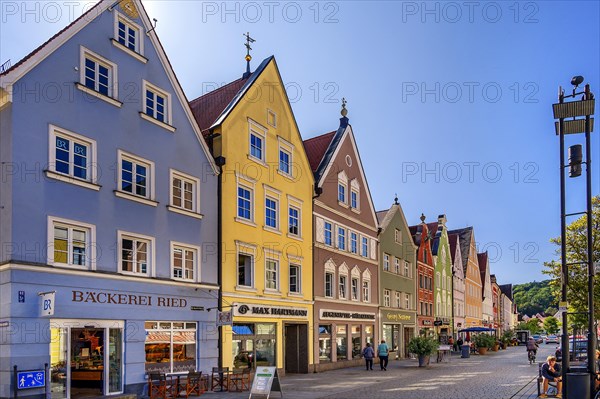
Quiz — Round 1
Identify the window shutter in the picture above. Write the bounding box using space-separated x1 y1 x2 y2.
370 239 377 260
316 217 325 243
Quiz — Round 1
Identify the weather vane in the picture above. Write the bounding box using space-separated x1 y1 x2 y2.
243 32 255 78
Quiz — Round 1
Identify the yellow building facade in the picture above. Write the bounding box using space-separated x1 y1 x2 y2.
191 56 314 374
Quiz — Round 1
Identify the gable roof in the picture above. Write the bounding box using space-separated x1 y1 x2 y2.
447 226 474 274
448 233 459 263
0 0 219 175
376 203 419 251
303 131 336 173
499 284 513 300
376 210 388 224
189 77 248 136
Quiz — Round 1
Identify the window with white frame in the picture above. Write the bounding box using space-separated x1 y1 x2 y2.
237 248 254 288
115 13 141 53
81 47 115 97
49 217 94 268
395 229 402 243
143 81 170 124
383 289 390 307
119 151 153 199
362 280 370 303
49 125 97 183
337 171 348 204
325 272 334 298
171 170 199 213
395 291 401 308
350 232 358 254
383 254 390 271
265 258 279 290
361 237 368 257
172 243 197 281
237 184 253 221
248 121 266 162
404 261 411 278
337 227 346 250
119 231 152 276
278 138 293 177
289 263 300 294
265 196 278 229
351 278 358 300
394 257 400 274
339 275 347 299
288 206 300 236
350 179 359 210
324 221 333 246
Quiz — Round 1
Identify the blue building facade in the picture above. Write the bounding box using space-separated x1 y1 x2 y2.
0 1 219 397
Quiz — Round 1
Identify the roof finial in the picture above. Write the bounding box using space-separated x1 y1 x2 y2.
339 97 349 128
420 213 426 223
394 194 399 205
243 32 255 79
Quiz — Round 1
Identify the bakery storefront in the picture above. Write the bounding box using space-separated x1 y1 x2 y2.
315 309 376 371
2 272 217 399
380 310 416 359
227 302 312 375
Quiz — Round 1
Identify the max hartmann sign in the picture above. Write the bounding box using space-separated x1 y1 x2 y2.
233 303 308 319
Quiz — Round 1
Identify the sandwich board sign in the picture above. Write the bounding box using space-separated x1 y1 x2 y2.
249 366 283 398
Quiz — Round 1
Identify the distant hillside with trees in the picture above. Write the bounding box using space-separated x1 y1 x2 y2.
513 280 558 317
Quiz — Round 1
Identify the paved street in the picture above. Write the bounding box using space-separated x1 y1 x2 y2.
201 344 558 399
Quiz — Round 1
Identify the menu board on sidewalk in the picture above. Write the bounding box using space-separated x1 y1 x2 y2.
250 367 282 398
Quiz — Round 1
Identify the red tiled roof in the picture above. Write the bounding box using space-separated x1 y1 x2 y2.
1 0 104 77
189 77 249 136
302 131 336 172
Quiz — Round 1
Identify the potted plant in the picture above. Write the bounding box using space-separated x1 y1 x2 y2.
473 334 495 355
408 336 439 367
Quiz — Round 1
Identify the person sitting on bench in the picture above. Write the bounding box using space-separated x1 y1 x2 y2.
540 355 562 398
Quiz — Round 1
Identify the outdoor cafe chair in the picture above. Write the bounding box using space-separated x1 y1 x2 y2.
148 373 176 399
211 367 230 392
183 371 204 397
228 368 251 392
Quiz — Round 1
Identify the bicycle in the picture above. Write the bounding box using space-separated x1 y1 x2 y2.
528 349 536 364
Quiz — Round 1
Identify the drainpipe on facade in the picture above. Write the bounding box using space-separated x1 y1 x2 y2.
312 184 321 372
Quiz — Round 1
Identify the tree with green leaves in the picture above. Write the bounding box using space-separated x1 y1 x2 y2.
512 280 556 316
543 316 560 335
543 195 600 331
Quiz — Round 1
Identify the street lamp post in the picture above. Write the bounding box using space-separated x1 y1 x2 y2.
552 77 595 398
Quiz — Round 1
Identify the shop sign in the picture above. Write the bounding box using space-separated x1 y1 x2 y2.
250 367 282 396
422 319 432 326
233 303 308 319
383 311 414 323
39 291 55 316
434 320 442 326
71 290 187 308
320 309 376 321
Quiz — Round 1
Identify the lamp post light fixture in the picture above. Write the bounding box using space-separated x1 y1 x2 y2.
552 76 595 398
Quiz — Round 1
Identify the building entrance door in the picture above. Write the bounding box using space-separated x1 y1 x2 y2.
70 328 104 397
284 324 308 373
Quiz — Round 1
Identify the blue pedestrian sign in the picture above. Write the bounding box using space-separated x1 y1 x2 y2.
17 370 45 389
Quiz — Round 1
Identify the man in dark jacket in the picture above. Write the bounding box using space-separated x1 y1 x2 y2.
540 355 562 398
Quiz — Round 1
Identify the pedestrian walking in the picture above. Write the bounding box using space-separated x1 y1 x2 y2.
378 339 389 371
362 342 375 370
456 337 463 352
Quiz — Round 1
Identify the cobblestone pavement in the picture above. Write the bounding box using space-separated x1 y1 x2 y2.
199 344 557 399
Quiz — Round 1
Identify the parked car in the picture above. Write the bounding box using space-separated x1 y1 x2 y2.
545 335 559 344
532 335 543 344
555 339 588 362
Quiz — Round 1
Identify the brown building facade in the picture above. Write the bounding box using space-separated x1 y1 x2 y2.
304 108 379 371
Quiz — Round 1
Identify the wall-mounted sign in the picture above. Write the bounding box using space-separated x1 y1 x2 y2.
233 303 308 319
320 309 376 321
217 310 233 326
39 291 55 316
71 290 187 308
382 311 414 323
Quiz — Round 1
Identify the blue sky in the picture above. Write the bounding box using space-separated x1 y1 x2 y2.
1 1 599 285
